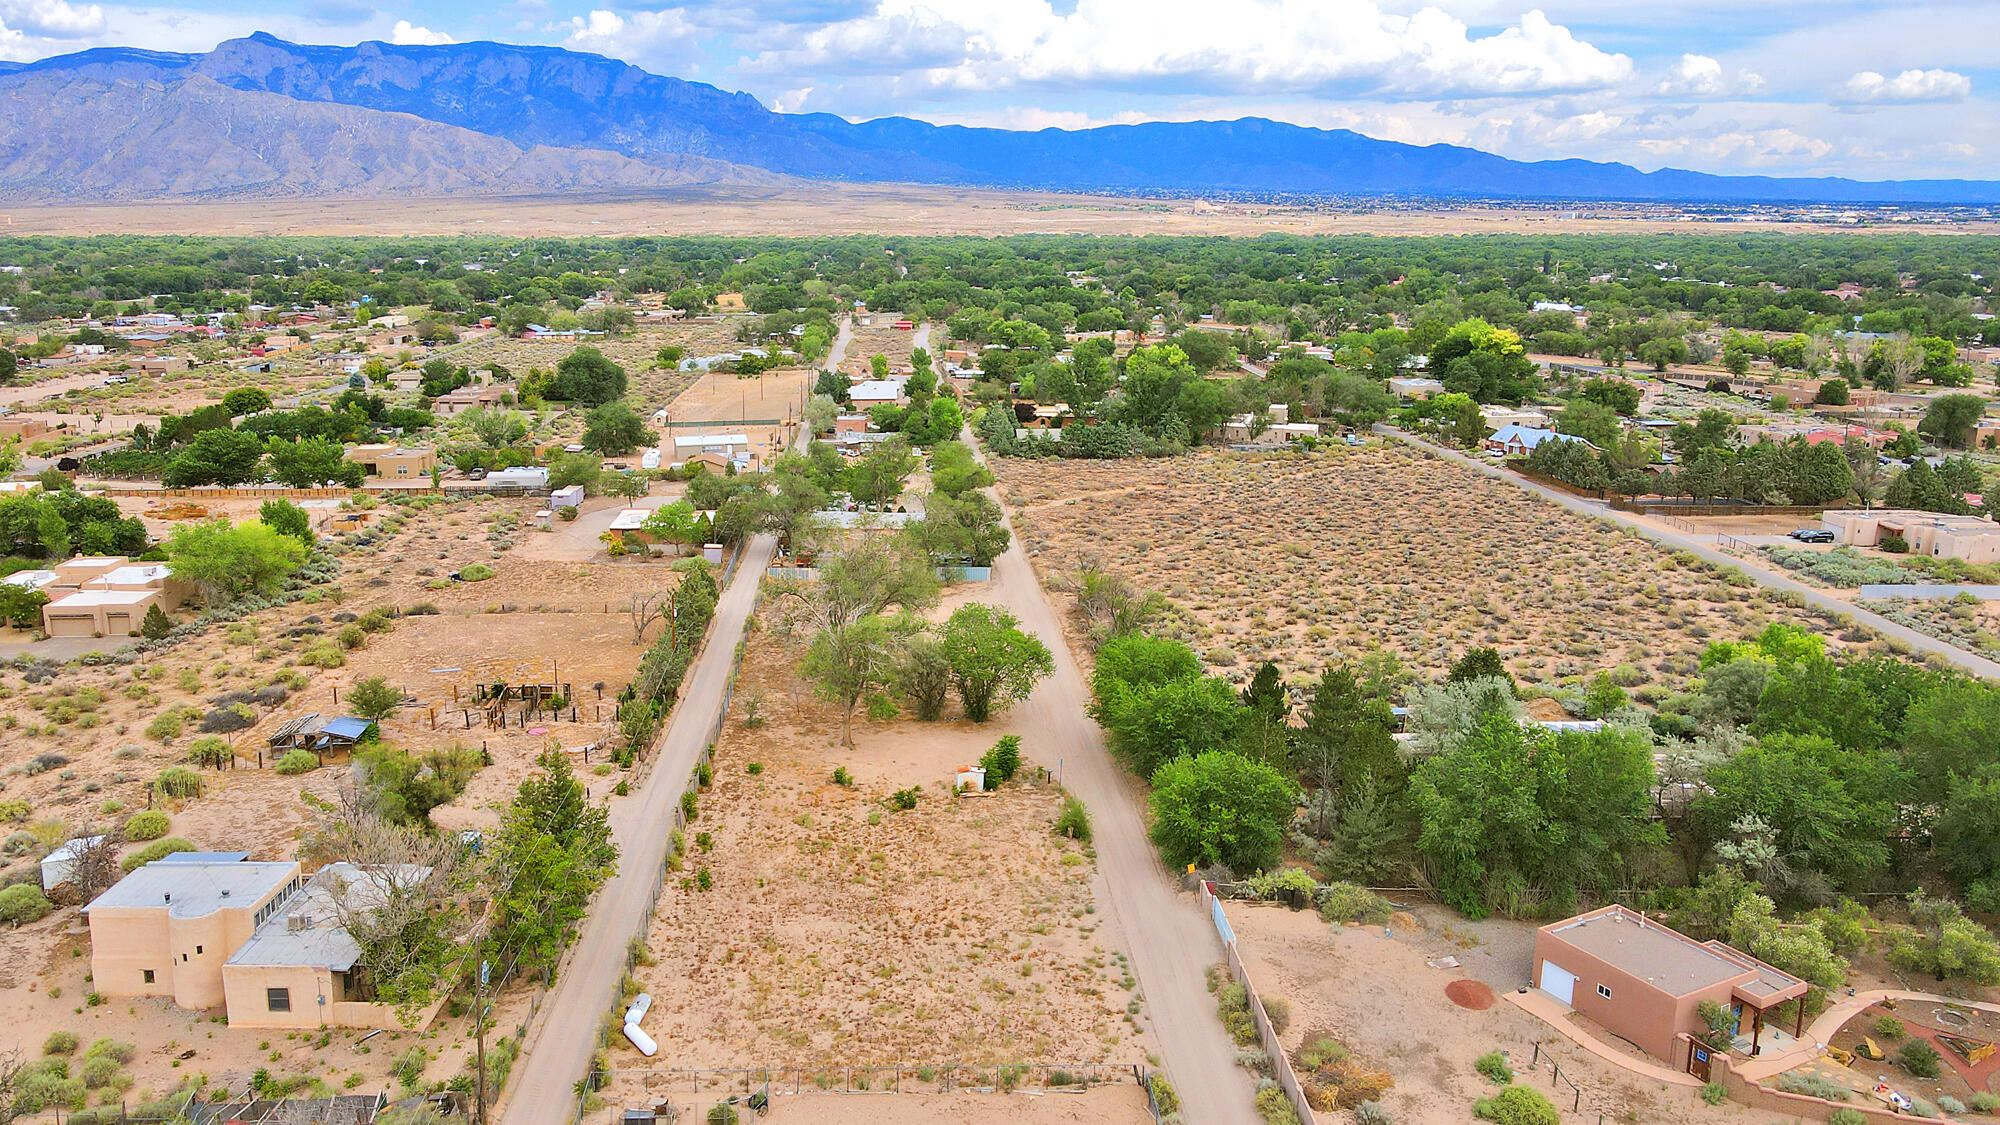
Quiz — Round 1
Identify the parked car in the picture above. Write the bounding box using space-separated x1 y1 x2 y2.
1788 529 1836 543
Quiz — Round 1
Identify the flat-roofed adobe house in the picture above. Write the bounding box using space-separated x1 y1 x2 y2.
1533 905 1807 1066
84 859 306 1011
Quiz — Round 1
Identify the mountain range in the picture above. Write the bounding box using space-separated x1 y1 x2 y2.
2 32 1996 205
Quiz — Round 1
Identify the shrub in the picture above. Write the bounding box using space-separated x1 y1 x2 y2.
1354 1102 1392 1125
15 1060 85 1112
889 786 921 811
79 1055 120 1089
121 810 170 841
298 640 346 667
152 767 205 799
185 736 232 767
44 1031 78 1055
1475 1051 1512 1084
274 750 320 775
459 564 496 582
1901 1040 1941 1079
121 838 196 871
1149 1074 1180 1116
1317 882 1393 924
1828 1110 1869 1125
1245 867 1317 903
393 1046 428 1088
1700 1081 1727 1106
1054 795 1091 841
1938 1096 1966 1116
1472 1086 1559 1125
1874 1015 1905 1040
0 883 55 924
338 624 367 649
979 735 1022 784
1777 1072 1850 1101
83 1039 134 1064
197 704 257 734
706 1105 739 1125
831 768 853 787
1254 1085 1300 1125
144 710 185 741
1970 1093 2000 1113
1881 531 1909 554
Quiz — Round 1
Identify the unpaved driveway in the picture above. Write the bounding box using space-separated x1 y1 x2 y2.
973 431 1260 1125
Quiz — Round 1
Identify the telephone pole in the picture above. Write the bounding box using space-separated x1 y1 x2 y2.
475 953 489 1125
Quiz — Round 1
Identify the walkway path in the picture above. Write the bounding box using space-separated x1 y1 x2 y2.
1505 990 1702 1087
973 433 1260 1125
1380 427 2000 680
1734 989 2000 1082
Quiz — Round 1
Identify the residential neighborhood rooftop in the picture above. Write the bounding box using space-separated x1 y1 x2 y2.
85 860 299 919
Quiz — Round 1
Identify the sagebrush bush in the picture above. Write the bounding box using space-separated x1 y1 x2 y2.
1472 1085 1558 1125
152 767 204 799
121 810 170 841
0 883 54 924
43 1031 78 1055
274 750 319 775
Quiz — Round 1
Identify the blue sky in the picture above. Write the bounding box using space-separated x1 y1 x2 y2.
1 0 1995 180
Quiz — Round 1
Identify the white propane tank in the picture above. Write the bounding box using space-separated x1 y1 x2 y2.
625 992 653 1027
623 1022 658 1057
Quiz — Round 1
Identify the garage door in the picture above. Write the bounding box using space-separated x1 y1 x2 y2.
105 614 132 635
1540 961 1577 1006
48 614 95 638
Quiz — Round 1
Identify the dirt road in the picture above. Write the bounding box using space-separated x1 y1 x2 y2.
974 435 1260 1124
1384 427 2000 679
496 529 776 1125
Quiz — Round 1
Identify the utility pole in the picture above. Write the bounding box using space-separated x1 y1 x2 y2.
475 953 489 1125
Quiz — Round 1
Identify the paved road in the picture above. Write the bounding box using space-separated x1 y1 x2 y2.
973 433 1260 1125
1381 427 2000 680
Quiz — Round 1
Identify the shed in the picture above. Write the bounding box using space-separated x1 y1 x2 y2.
550 484 587 510
41 834 106 890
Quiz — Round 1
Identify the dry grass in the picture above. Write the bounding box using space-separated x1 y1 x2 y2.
998 440 1843 690
611 615 1146 1092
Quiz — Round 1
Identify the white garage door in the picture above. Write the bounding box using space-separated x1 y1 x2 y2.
1541 961 1577 1006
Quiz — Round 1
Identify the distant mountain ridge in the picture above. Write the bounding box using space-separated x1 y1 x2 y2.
3 32 1997 204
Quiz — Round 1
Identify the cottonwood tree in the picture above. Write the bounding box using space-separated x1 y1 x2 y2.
802 614 907 747
775 538 940 636
1148 750 1297 875
940 603 1054 722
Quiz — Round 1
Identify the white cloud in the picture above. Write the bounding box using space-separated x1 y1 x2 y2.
389 18 453 44
1843 68 1970 103
1652 53 1760 97
0 0 104 38
553 8 697 61
742 0 1633 99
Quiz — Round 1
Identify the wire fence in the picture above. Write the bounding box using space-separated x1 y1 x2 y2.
584 1061 1163 1124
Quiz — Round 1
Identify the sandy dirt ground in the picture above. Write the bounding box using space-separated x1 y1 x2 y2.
0 497 688 1107
840 321 922 379
665 367 810 469
1227 904 1771 1125
996 440 1837 691
2 185 1993 238
608 613 1149 1105
586 1085 1151 1124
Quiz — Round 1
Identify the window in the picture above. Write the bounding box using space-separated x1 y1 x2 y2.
267 988 291 1013
142 970 155 984
195 945 203 955
1597 984 1613 999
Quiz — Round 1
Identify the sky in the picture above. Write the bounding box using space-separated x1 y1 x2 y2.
0 0 1994 181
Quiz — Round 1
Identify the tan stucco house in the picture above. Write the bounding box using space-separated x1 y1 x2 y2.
1533 905 1808 1065
344 444 437 480
85 858 306 1011
222 863 441 1030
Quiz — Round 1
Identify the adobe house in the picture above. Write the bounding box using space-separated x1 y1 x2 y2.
1823 509 2000 563
222 862 443 1030
344 443 438 480
84 859 307 1010
1534 905 1808 1065
41 561 187 637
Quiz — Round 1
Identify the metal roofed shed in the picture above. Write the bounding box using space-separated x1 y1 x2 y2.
41 834 106 890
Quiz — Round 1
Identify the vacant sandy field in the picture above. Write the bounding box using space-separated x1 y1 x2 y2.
3 185 1992 238
998 441 1841 690
610 612 1148 1106
1228 904 1768 1125
841 321 922 378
